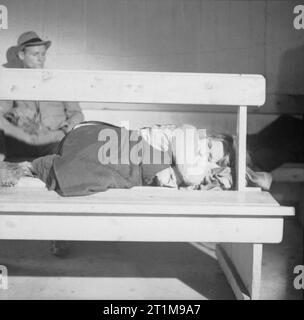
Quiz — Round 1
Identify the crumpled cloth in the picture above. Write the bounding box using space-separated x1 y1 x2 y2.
153 165 272 191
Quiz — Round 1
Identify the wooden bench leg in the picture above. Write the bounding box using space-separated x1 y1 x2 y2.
216 243 263 300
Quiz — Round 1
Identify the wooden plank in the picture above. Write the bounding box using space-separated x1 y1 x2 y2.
4 181 283 206
253 94 304 115
0 69 266 106
0 203 292 216
217 243 263 300
0 215 284 243
216 245 250 300
231 243 262 300
0 186 295 216
272 164 304 182
236 106 247 190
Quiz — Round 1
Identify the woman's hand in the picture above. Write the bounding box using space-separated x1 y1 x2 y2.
154 167 178 188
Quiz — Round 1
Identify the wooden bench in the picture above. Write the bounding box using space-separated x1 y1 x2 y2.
264 94 304 226
0 69 295 300
271 163 304 228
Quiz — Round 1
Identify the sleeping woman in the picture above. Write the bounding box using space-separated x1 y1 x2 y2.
0 120 274 195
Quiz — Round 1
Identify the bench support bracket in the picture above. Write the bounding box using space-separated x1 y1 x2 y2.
216 243 263 300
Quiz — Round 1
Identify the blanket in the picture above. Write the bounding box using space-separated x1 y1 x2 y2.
32 122 170 196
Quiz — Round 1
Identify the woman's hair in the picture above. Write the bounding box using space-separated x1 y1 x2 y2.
206 132 235 168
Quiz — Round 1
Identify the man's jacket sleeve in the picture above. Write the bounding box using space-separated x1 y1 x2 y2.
0 100 13 115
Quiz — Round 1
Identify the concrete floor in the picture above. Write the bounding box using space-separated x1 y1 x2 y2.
0 218 303 300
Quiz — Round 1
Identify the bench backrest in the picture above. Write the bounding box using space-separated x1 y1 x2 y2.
0 69 266 190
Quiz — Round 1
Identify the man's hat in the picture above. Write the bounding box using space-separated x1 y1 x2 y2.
17 31 51 51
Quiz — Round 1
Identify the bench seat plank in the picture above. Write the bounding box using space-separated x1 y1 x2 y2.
0 180 294 217
272 163 304 182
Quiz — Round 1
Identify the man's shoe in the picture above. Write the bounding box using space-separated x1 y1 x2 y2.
51 241 70 258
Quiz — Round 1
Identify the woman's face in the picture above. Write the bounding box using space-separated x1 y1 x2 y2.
207 138 225 163
198 137 225 164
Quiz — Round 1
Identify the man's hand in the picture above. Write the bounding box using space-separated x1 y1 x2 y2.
58 120 69 131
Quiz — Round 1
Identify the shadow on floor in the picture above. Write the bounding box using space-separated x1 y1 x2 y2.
0 241 234 300
261 217 303 300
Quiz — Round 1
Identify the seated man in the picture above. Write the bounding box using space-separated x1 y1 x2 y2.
0 31 85 257
0 31 84 161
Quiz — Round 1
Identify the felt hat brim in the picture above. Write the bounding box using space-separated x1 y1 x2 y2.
19 40 51 51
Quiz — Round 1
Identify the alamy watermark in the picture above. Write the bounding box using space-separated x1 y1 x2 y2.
0 5 8 30
293 265 304 290
294 5 304 29
0 265 8 290
96 122 208 176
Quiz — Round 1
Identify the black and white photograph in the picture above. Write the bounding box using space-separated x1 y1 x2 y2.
0 0 303 305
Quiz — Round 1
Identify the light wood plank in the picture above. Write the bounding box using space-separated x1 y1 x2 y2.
272 164 304 182
217 243 263 300
0 69 266 106
231 243 262 300
0 185 294 216
236 106 247 190
216 245 250 300
0 215 284 243
0 203 293 216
